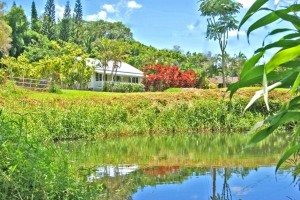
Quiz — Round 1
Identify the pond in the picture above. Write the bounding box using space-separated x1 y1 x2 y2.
59 133 299 200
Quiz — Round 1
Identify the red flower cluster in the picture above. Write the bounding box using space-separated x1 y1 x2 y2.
142 64 198 91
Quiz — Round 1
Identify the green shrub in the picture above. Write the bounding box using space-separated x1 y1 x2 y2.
48 82 62 94
105 82 144 92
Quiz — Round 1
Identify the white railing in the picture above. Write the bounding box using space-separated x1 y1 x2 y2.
9 77 49 90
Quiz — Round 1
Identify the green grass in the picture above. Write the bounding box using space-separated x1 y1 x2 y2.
164 88 183 92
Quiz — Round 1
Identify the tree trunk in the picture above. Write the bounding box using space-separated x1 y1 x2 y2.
221 50 226 88
212 168 216 200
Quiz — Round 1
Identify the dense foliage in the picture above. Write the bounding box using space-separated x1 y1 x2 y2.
0 1 246 89
0 2 11 56
143 65 199 91
228 0 300 175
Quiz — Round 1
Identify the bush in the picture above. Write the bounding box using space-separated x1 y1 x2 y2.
142 65 199 91
48 82 62 94
105 82 144 93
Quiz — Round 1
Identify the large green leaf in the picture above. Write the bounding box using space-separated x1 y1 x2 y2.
250 111 300 143
246 4 300 41
247 12 278 40
240 52 264 78
275 10 300 29
282 32 300 39
255 39 300 53
238 0 268 31
265 44 300 73
263 28 294 45
291 72 300 93
276 144 300 172
228 68 295 99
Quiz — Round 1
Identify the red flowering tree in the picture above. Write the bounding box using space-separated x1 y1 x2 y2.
142 64 199 91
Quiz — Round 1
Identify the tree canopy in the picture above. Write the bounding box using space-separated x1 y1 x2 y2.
199 0 242 87
42 0 56 40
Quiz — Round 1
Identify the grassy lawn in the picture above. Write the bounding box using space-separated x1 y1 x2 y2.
24 87 290 101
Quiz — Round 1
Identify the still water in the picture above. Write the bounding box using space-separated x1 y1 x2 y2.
59 133 299 199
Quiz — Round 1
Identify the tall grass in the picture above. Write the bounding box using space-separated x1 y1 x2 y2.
2 93 282 141
0 110 102 199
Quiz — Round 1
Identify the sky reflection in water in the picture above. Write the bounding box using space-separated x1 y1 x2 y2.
132 166 299 200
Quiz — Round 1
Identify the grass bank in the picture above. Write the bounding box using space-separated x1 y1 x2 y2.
0 85 289 141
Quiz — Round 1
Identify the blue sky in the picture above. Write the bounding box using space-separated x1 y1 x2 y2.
3 0 286 59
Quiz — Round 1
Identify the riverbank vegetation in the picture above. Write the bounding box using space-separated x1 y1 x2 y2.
0 85 292 199
1 85 290 141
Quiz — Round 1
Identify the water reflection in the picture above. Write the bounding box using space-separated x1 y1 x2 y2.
131 166 299 200
58 133 299 199
88 165 139 182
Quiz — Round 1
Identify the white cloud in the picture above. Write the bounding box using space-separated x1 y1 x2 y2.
237 0 256 8
56 4 65 19
228 29 246 37
84 11 107 21
127 1 142 9
231 186 252 196
103 4 118 13
187 20 200 31
187 24 195 31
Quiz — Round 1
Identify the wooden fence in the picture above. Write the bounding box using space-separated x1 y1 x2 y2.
9 77 49 90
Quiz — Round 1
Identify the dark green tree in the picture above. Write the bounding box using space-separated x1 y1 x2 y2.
199 0 242 87
4 3 29 57
74 0 82 24
73 0 83 44
42 0 56 40
59 0 72 41
31 0 40 32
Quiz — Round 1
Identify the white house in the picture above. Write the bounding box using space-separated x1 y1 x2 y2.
86 58 144 90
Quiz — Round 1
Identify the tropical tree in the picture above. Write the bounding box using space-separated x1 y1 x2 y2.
42 0 56 40
228 0 300 175
92 38 128 89
31 0 40 32
59 0 72 42
4 3 29 57
229 52 246 77
73 0 83 44
199 0 242 87
0 1 11 57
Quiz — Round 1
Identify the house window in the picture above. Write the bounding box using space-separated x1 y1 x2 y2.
132 77 139 83
104 74 108 81
96 73 102 81
114 76 121 82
